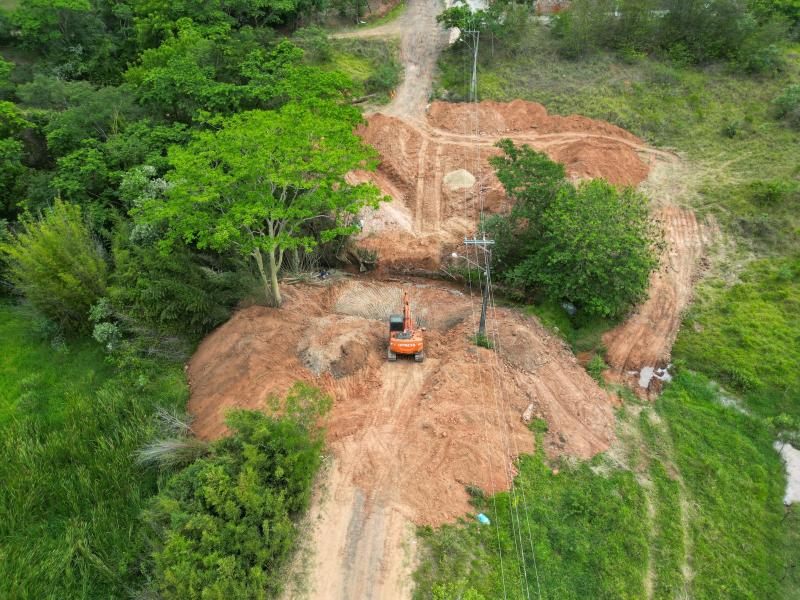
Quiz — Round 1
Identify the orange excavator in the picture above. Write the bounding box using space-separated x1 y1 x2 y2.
388 291 424 362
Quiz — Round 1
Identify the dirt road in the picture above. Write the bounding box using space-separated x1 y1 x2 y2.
333 0 450 118
350 99 660 270
187 280 616 599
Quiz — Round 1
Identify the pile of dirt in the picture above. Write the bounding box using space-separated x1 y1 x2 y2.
187 278 615 525
352 100 654 270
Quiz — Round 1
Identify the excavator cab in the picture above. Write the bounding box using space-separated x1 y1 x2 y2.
388 292 424 362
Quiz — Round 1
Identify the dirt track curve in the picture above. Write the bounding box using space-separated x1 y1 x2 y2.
603 204 709 394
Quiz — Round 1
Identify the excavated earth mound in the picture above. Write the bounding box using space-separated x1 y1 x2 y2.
187 278 615 526
350 100 653 271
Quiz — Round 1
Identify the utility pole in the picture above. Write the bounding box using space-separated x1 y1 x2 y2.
464 30 480 103
463 237 495 338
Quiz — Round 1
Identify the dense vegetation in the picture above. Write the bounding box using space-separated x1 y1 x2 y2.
485 141 661 318
140 384 330 599
0 1 389 598
0 302 186 598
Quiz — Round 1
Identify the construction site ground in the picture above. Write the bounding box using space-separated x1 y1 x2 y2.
186 0 710 597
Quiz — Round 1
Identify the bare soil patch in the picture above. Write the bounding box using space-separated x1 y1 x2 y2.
350 99 656 271
189 279 615 597
188 279 615 521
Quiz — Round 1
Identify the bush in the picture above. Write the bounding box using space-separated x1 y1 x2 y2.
109 225 248 338
773 83 800 128
586 354 609 382
365 62 400 94
142 386 329 600
747 179 795 206
0 199 107 332
488 142 660 318
516 180 659 317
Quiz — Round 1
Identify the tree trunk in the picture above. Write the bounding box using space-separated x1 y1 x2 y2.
252 248 282 307
268 248 282 306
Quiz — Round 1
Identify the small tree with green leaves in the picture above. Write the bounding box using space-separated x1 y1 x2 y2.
0 199 107 331
512 179 661 318
137 102 383 306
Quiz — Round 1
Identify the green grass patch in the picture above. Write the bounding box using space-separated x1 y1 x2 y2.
524 299 614 355
674 256 800 419
648 458 686 599
0 303 188 599
329 37 401 100
0 304 114 425
415 452 649 599
657 371 797 598
0 0 18 12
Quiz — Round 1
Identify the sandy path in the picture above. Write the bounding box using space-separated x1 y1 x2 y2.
381 0 449 118
300 362 430 599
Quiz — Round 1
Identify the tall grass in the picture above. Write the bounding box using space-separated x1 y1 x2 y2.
0 303 188 599
675 256 800 419
657 372 797 598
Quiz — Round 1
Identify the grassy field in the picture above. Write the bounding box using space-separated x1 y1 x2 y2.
0 0 18 12
414 437 650 599
675 256 800 419
0 303 188 599
414 371 798 599
0 306 114 425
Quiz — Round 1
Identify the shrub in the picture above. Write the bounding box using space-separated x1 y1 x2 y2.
508 180 659 317
586 354 609 382
773 83 800 128
109 226 248 338
365 62 400 94
747 179 794 206
142 388 329 600
0 199 107 332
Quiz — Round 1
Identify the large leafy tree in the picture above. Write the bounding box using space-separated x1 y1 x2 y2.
486 141 661 317
138 102 383 306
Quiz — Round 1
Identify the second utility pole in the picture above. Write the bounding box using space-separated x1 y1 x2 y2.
464 237 494 338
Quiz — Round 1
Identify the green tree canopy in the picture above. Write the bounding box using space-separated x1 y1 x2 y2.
486 141 661 318
137 102 383 306
512 179 661 318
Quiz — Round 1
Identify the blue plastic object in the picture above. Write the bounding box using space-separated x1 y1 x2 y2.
477 513 491 525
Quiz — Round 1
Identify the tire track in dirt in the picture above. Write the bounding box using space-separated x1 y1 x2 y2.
188 280 616 599
603 204 709 395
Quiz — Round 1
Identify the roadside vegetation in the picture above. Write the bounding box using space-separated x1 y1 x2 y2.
0 303 186 598
139 384 330 599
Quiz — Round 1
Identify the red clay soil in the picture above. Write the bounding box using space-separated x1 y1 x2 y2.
350 99 654 270
603 204 709 395
187 279 615 526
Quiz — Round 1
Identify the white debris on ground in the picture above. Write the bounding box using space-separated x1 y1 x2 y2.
443 169 476 191
638 365 673 389
774 442 800 505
